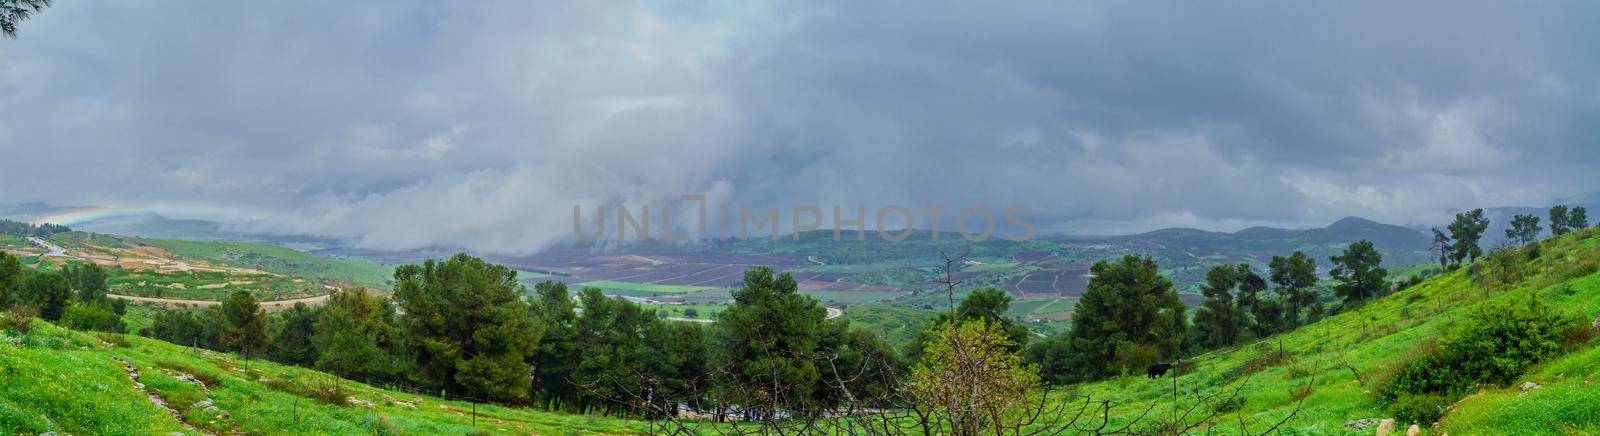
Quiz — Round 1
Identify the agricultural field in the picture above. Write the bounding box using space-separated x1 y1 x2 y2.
573 280 713 294
5 232 396 303
134 237 393 286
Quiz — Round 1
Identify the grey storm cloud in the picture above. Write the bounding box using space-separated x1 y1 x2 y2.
2 0 1598 253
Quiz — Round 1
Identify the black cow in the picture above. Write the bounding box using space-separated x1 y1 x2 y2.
1146 363 1173 379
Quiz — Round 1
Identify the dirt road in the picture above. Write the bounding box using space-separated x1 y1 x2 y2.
107 293 331 311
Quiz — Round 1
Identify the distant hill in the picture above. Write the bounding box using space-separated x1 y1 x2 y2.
1072 216 1434 279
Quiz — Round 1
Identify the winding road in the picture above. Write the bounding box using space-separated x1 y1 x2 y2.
25 236 74 258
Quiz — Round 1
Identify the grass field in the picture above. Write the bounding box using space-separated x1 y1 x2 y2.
0 321 647 434
573 280 713 294
1003 297 1075 318
800 290 907 304
1058 227 1600 433
645 303 727 320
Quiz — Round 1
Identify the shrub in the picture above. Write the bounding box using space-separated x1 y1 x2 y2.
0 305 39 333
97 332 129 348
1211 395 1245 414
1380 298 1586 400
1288 384 1314 401
1225 346 1292 380
266 375 350 406
313 376 351 406
59 302 124 333
1390 393 1449 425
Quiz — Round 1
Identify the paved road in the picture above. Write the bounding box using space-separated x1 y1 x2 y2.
25 236 74 258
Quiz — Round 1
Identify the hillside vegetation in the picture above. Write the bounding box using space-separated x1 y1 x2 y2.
0 321 644 434
1066 227 1600 434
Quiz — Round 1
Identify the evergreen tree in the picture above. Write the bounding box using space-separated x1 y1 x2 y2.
812 320 903 409
269 302 318 366
1571 206 1589 230
1447 209 1490 265
1506 214 1542 246
1236 264 1278 337
393 253 540 402
0 0 52 38
528 281 581 409
1063 256 1186 381
1330 240 1388 304
19 270 71 320
61 262 108 302
314 288 405 380
1269 251 1318 327
711 266 829 418
142 309 207 347
641 318 710 416
1549 205 1571 236
220 290 271 366
0 252 21 306
1024 335 1075 385
571 287 651 414
1192 264 1240 350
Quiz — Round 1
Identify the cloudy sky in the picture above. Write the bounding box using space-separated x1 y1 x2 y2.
3 1 1598 253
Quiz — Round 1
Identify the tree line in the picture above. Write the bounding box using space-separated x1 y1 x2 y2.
6 207 1590 432
0 219 71 238
0 253 125 332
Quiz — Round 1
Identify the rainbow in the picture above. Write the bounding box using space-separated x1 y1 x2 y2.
29 207 153 226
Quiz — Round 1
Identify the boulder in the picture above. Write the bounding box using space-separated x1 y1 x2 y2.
1406 424 1421 436
1346 418 1381 430
1518 381 1540 392
175 373 208 389
1376 418 1396 436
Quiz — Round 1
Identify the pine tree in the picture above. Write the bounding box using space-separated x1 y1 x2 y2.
0 252 21 307
19 270 71 320
1269 251 1318 327
1506 214 1542 246
221 290 271 368
1063 255 1186 380
572 287 651 414
1192 264 1240 349
61 262 108 303
313 288 405 380
1549 205 1571 236
1237 264 1278 337
1330 240 1388 304
1447 209 1490 265
528 281 581 409
269 302 318 366
393 254 541 402
711 266 828 418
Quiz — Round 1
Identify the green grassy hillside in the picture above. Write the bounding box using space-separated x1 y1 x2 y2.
138 238 394 286
1068 227 1600 434
0 322 645 434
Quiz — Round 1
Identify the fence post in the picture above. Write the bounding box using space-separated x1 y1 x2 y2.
472 402 477 428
